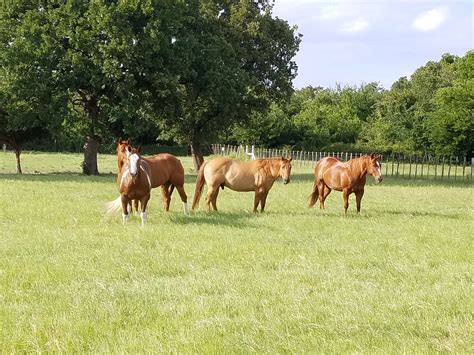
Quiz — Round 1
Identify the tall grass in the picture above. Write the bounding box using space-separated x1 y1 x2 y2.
1 151 473 352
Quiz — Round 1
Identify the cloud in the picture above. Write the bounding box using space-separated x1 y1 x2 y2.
413 7 447 31
340 18 370 33
319 5 342 20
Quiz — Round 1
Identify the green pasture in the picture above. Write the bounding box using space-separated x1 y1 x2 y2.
1 151 473 352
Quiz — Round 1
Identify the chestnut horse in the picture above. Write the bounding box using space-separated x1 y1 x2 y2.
192 157 292 212
106 147 152 226
116 139 139 212
309 154 383 214
116 140 188 214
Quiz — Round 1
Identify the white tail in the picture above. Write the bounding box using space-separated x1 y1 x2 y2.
104 196 122 216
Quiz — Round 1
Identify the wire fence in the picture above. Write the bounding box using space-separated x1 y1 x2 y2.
211 144 473 181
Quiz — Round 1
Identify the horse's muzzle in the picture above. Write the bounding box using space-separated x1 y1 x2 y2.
282 178 290 185
375 176 383 183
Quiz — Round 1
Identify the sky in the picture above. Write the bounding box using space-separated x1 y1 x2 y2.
272 0 473 89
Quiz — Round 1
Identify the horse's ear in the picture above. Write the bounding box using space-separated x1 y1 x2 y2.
126 145 132 152
289 157 293 162
137 146 141 154
370 153 376 159
375 154 382 161
117 137 122 143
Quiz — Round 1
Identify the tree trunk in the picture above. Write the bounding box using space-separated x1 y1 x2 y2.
14 147 22 174
190 141 204 171
82 136 99 175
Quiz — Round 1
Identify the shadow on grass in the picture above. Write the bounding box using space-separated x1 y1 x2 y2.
170 210 262 229
0 172 115 183
300 207 466 220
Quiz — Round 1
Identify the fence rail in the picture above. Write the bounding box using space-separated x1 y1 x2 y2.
211 144 473 181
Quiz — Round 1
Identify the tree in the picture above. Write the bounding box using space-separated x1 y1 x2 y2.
157 1 301 169
427 51 474 156
0 3 67 173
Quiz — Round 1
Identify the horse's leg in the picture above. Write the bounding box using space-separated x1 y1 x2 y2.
133 199 139 214
318 180 327 209
253 188 264 213
355 189 364 214
210 187 219 211
140 193 151 227
343 189 350 215
121 195 130 224
160 182 171 211
205 184 219 212
175 185 189 215
260 190 270 212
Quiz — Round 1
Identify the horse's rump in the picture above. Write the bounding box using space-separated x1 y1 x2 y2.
143 153 185 188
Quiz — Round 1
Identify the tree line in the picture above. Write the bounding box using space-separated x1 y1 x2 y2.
1 2 472 175
230 52 473 158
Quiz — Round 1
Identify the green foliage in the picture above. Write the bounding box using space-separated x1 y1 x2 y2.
359 52 472 156
427 51 474 156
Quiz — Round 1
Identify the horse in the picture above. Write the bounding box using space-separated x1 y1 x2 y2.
105 147 152 226
309 154 383 214
116 139 139 213
116 140 188 215
192 156 293 213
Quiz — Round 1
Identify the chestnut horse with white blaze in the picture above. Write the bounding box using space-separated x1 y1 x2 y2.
309 154 383 214
116 139 139 213
105 147 152 226
116 140 188 215
192 157 292 212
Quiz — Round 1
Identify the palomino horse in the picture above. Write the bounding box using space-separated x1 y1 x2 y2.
192 157 292 212
309 154 383 214
106 147 152 226
116 141 189 215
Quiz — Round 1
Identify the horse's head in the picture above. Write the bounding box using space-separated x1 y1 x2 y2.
280 157 293 184
367 154 383 183
127 147 141 182
117 139 132 169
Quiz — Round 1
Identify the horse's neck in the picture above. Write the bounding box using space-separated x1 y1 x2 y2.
265 160 280 180
348 158 368 179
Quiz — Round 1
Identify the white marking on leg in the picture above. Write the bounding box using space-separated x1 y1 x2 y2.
122 213 129 224
140 211 147 227
183 202 189 215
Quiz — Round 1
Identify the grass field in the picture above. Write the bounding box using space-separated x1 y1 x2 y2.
1 151 473 352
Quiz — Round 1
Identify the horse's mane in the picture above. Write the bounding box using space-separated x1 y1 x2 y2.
345 155 370 173
256 158 282 178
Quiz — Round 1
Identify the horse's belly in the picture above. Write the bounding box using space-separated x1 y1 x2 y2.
224 172 255 192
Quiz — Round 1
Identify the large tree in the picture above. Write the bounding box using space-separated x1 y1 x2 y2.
0 3 67 173
157 0 301 169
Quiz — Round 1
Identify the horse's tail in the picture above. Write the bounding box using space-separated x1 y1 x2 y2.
308 180 319 207
105 196 122 216
192 161 208 210
308 162 320 208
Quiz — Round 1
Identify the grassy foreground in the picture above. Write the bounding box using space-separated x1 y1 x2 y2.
1 151 473 352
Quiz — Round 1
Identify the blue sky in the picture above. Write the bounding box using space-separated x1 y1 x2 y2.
272 0 473 89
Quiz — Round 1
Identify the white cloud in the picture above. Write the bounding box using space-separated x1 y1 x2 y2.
340 18 370 33
413 7 447 31
319 5 342 20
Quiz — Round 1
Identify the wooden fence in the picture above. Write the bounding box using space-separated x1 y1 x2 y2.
211 144 473 181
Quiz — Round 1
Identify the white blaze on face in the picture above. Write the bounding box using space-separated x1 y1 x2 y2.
375 161 381 175
129 153 139 175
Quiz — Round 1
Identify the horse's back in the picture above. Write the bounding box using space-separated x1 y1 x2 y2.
144 153 185 186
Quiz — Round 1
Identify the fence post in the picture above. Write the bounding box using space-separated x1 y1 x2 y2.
463 156 466 180
448 157 452 179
